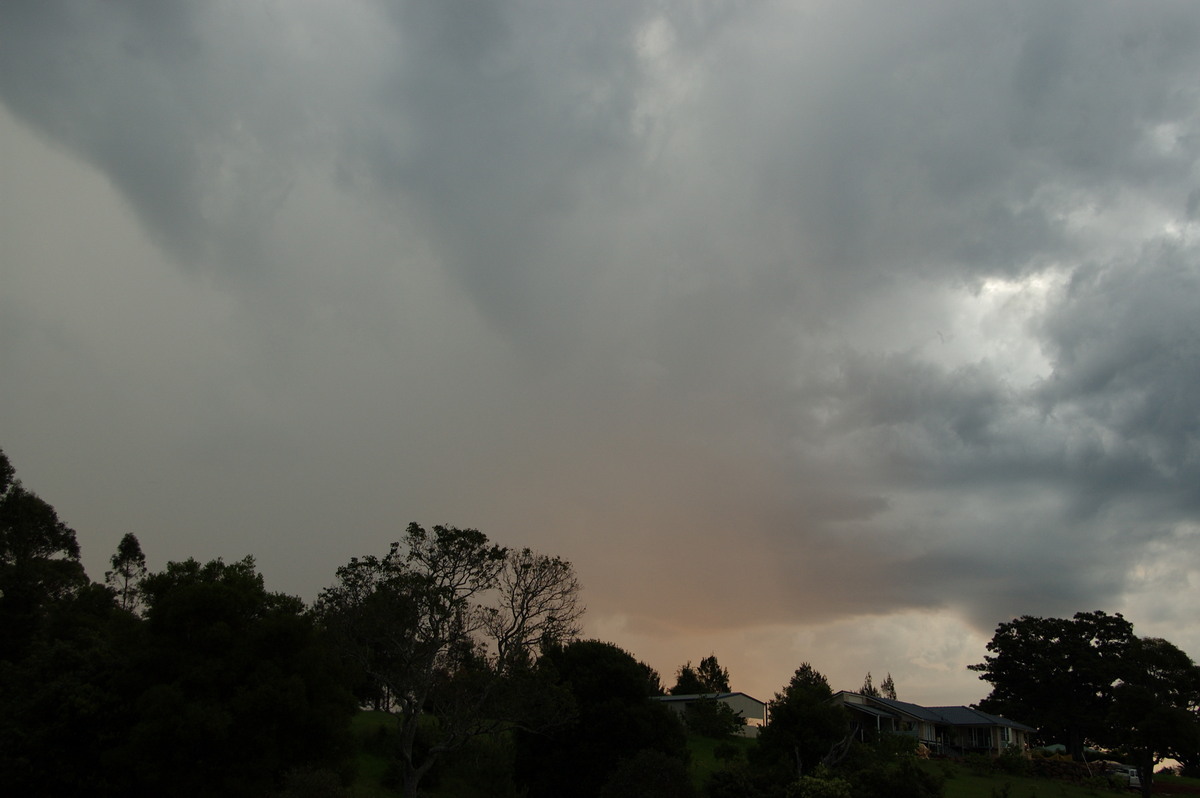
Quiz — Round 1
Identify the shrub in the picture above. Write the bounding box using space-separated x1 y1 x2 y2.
963 752 994 775
994 746 1030 776
685 698 746 739
705 765 782 798
849 756 945 798
786 774 853 798
1028 756 1095 783
599 749 696 798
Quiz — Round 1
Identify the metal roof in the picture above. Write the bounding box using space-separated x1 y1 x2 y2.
833 692 1034 731
843 702 897 719
930 705 1036 732
652 691 766 706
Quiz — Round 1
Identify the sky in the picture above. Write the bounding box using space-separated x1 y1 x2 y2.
3 0 1200 707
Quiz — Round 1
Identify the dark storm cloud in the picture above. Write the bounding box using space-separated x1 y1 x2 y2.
5 0 1200 699
1038 241 1200 509
346 0 660 348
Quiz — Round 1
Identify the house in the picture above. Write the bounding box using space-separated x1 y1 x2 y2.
830 691 1035 756
653 692 768 737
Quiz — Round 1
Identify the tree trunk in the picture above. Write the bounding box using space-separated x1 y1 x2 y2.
1137 751 1154 798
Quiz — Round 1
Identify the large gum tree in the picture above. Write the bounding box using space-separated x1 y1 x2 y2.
317 522 582 797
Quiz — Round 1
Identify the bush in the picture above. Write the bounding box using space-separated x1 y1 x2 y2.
963 752 994 776
599 749 695 798
1028 756 1095 783
848 756 944 798
786 774 853 798
686 698 746 739
994 746 1030 776
705 765 784 798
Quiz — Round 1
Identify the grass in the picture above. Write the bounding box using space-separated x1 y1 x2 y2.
926 759 1130 798
346 711 523 798
1153 771 1200 793
348 713 1160 798
348 711 399 797
685 732 758 788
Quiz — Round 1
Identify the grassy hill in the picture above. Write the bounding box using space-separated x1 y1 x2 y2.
346 712 1200 798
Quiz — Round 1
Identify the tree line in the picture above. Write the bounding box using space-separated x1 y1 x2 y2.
0 446 592 796
0 445 926 797
5 444 1200 798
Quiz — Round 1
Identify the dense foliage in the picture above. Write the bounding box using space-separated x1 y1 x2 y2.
754 663 850 782
315 524 583 795
672 653 732 695
972 611 1200 796
514 639 689 798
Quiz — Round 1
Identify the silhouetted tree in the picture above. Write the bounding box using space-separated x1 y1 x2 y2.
668 654 742 737
105 532 147 613
318 524 582 798
1106 636 1200 797
672 661 705 694
972 608 1200 797
0 448 88 660
859 671 880 697
880 672 897 700
754 663 849 782
671 653 731 695
698 653 732 692
0 580 135 795
0 449 132 793
126 556 355 797
515 640 687 798
684 696 745 739
971 611 1136 759
483 547 584 673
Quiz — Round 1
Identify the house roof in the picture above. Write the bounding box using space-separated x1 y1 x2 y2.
653 691 765 706
854 695 946 723
832 692 1034 732
929 705 1035 732
844 702 896 720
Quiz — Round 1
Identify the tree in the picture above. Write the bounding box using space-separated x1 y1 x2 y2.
0 580 136 795
698 653 732 693
970 610 1135 759
127 556 355 797
671 653 731 695
668 654 741 737
861 671 897 699
514 640 687 798
683 696 745 739
483 547 584 673
973 612 1200 795
105 532 147 613
1106 637 1200 798
317 523 582 798
859 672 880 697
671 661 706 694
0 447 88 660
754 663 849 782
3 552 355 797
